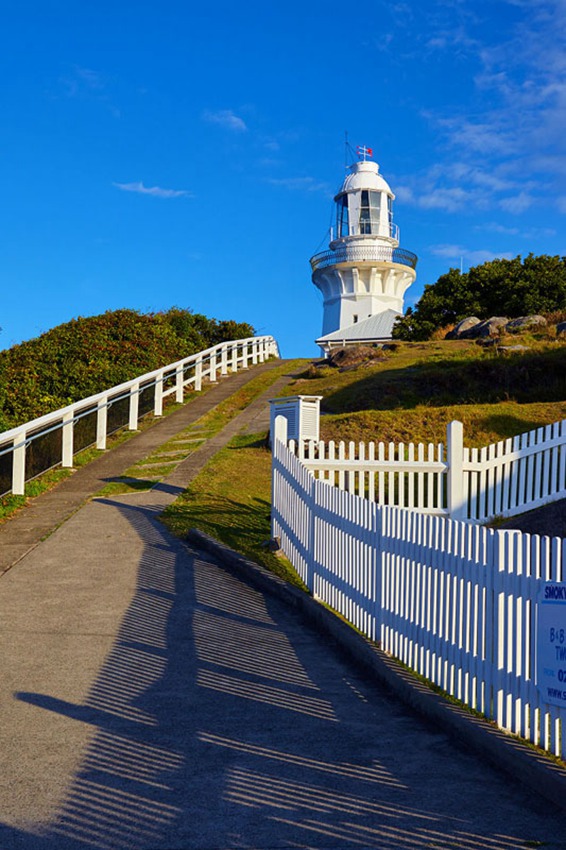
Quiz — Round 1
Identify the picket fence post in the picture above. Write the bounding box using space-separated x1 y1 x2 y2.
447 420 465 520
271 415 288 541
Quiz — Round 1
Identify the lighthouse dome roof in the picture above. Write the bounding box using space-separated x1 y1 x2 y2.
336 159 394 199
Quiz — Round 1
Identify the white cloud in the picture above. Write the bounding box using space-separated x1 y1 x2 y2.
388 1 566 216
395 179 483 212
430 244 515 265
266 176 331 194
113 181 191 198
498 192 534 214
202 109 248 132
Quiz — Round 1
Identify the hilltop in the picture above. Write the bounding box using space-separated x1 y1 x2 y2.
162 328 566 571
0 308 254 429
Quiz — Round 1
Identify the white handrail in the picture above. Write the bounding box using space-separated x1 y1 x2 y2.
0 334 279 495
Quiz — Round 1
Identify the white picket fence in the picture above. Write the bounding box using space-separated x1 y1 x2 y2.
272 415 566 760
0 335 279 497
296 418 566 524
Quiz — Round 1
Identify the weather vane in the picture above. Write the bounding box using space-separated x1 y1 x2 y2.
356 144 373 161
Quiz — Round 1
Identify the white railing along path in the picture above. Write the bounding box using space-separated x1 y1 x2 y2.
0 335 279 496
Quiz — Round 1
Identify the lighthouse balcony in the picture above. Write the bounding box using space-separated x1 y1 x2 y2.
310 244 418 273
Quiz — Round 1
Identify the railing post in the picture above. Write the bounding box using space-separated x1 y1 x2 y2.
175 366 184 402
271 414 288 540
209 350 217 382
258 339 266 362
195 357 202 392
62 411 74 468
447 420 465 520
129 383 140 430
96 397 108 450
12 433 26 495
252 340 258 365
231 343 238 373
221 345 228 376
243 342 249 368
154 371 164 416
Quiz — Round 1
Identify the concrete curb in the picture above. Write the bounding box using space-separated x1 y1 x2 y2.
187 527 566 816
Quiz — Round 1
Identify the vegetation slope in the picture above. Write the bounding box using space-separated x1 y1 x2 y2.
393 253 566 341
0 308 254 429
162 327 566 578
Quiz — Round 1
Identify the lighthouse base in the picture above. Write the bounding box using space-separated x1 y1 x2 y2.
315 308 400 355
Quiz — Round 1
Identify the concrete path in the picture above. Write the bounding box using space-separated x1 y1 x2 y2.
1 364 566 848
0 360 289 575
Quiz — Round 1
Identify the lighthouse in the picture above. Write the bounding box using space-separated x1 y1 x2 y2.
310 147 417 353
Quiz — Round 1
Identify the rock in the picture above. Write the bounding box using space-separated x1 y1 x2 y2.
505 315 547 332
556 322 566 336
261 536 282 553
445 317 481 339
327 345 385 370
499 345 530 354
461 316 509 339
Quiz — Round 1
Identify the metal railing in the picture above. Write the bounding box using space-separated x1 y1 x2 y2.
310 244 418 272
0 335 279 497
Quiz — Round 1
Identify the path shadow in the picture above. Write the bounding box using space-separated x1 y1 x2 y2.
6 496 565 848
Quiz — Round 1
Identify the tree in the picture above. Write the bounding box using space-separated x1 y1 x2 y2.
392 254 566 341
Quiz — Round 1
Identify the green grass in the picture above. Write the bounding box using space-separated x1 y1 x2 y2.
273 339 566 448
94 358 307 498
288 338 566 413
160 432 306 589
159 339 566 590
0 467 74 522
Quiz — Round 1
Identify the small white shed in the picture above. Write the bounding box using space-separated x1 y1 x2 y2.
269 395 322 444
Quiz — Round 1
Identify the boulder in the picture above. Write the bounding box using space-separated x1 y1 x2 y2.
445 317 481 339
505 315 547 332
461 316 509 339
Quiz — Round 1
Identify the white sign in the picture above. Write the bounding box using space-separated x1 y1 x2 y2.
537 582 566 708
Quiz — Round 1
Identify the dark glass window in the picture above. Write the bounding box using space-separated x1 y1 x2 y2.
370 191 381 232
360 190 371 234
336 194 349 237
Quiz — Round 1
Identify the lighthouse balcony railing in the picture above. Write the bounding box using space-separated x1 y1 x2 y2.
310 245 418 272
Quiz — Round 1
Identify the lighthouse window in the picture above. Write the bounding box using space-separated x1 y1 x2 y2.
359 190 382 235
360 190 371 234
370 191 381 233
336 194 349 237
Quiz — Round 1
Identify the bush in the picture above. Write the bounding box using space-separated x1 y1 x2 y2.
393 254 566 341
0 308 255 427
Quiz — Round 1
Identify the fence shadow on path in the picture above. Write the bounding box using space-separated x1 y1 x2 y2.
8 497 566 849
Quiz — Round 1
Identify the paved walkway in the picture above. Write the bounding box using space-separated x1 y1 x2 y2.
0 360 287 575
0 363 565 848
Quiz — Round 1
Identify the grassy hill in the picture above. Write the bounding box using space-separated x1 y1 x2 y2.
0 308 254 429
162 331 566 578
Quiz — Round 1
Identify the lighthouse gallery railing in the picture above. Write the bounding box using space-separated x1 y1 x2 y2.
310 245 418 272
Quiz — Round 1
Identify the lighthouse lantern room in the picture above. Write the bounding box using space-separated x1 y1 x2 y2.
310 147 417 353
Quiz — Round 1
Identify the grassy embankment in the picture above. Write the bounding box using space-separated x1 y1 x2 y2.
0 358 297 525
161 333 566 580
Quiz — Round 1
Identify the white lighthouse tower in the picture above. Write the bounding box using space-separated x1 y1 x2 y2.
310 147 417 353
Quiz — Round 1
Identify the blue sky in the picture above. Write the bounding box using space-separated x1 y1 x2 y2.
1 0 564 357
